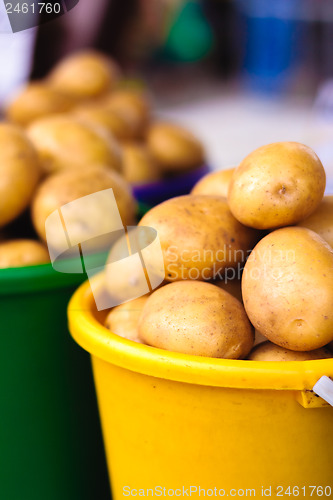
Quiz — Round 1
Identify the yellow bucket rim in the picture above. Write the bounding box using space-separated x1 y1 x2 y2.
68 274 333 391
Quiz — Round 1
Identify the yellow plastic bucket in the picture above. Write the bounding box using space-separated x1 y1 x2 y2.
68 275 333 499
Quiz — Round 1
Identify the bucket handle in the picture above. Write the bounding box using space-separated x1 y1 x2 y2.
313 376 333 407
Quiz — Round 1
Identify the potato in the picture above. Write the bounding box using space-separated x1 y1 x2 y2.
105 232 148 304
32 165 137 251
147 122 205 172
122 143 160 185
248 341 332 361
228 142 326 229
73 105 137 142
27 115 122 174
103 89 150 139
297 195 333 248
104 296 148 343
138 281 254 358
48 50 121 99
242 227 333 351
191 167 235 197
0 123 40 228
0 239 49 268
6 83 74 127
215 277 242 303
105 226 165 304
139 195 259 282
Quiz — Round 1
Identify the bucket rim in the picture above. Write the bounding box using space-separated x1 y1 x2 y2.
68 274 333 391
0 251 108 295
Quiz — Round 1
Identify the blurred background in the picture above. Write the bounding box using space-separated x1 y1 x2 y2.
1 0 333 190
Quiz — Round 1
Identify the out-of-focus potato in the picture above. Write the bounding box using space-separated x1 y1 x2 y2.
48 51 121 99
0 239 49 268
32 165 137 251
228 142 326 229
103 89 150 139
248 341 332 361
27 115 122 174
147 122 205 172
73 105 138 142
0 123 40 228
191 167 235 197
6 83 74 127
122 143 160 185
139 195 259 282
104 296 148 343
297 195 333 248
138 281 254 358
242 227 333 351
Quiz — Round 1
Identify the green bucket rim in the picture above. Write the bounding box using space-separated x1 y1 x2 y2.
0 252 108 295
0 202 150 295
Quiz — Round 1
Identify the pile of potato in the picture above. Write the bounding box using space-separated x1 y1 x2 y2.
104 141 333 361
0 50 205 268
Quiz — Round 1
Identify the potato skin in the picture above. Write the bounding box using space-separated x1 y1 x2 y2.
27 115 122 174
105 232 150 304
139 195 259 282
248 341 332 361
0 123 40 228
138 281 254 358
228 142 326 229
122 143 160 185
48 50 121 99
242 227 333 351
297 195 333 248
6 83 74 127
103 90 150 139
147 122 205 172
191 167 235 197
32 165 137 248
105 297 148 343
0 239 49 268
73 105 138 143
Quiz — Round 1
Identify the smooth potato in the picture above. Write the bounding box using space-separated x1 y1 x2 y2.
48 50 121 99
191 167 235 197
32 165 137 251
122 143 160 185
242 227 333 351
228 142 326 229
138 281 254 358
6 83 74 127
147 122 205 172
0 123 40 228
104 296 148 343
27 115 122 174
105 231 149 304
103 89 150 139
248 341 332 361
139 195 259 282
0 239 49 268
73 105 138 142
297 195 333 248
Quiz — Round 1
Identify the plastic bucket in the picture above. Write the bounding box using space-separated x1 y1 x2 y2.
0 257 110 500
68 275 333 499
133 165 209 206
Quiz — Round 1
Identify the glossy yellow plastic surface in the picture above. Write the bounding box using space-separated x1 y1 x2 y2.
68 275 333 499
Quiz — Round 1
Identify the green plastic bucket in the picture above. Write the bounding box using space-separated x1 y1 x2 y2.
0 253 110 500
